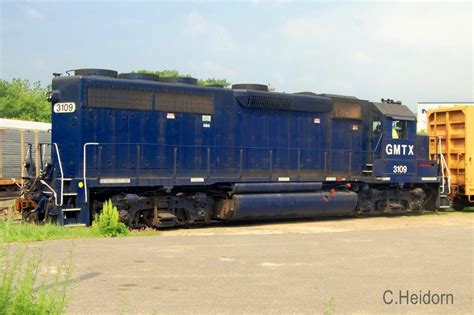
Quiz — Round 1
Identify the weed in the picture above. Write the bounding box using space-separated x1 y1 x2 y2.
0 243 74 314
93 200 129 237
323 296 336 315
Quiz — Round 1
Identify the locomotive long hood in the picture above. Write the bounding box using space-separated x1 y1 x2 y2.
233 89 333 113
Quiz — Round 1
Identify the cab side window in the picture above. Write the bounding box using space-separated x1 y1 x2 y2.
391 120 407 140
372 116 382 136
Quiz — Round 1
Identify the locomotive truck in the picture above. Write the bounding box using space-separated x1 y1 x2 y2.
15 69 449 227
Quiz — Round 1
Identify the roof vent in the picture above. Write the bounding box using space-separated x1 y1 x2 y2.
159 77 198 85
232 83 268 91
294 91 317 96
118 73 160 82
70 68 118 78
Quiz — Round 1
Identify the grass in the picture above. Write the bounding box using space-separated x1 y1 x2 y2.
1 220 99 243
418 208 474 216
0 201 158 314
0 242 74 314
0 220 157 243
0 206 157 243
323 297 336 315
418 210 453 216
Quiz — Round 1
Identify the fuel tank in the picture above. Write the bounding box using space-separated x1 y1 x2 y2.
214 191 358 221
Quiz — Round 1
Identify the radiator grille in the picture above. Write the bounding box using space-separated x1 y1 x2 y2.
156 92 214 114
87 87 153 110
332 100 362 119
86 87 214 114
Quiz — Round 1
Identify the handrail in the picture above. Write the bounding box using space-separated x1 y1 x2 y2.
438 137 451 194
40 180 59 206
52 143 64 206
373 132 384 155
35 142 63 206
76 142 371 152
83 141 433 187
438 138 445 193
83 143 99 203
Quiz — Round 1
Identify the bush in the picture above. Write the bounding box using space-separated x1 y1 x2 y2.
93 200 128 237
0 79 51 122
0 243 73 314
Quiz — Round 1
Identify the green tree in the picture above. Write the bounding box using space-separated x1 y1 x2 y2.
0 79 50 122
135 69 230 87
0 70 230 123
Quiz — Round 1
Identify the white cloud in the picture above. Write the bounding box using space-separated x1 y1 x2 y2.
352 51 370 63
184 12 208 36
24 7 44 20
278 2 472 108
183 11 234 51
368 3 471 49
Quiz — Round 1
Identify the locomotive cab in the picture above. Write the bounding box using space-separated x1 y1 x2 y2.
357 101 443 213
370 102 437 180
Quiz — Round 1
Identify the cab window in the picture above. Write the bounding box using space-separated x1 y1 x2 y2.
391 120 407 140
372 116 382 136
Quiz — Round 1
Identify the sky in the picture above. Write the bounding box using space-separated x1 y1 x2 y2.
0 0 472 111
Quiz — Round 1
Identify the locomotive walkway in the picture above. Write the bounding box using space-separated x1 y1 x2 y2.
37 213 473 314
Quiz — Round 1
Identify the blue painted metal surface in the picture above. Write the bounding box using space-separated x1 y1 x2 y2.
44 73 440 225
227 191 358 221
233 182 323 194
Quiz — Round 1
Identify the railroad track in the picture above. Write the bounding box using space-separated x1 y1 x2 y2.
0 192 19 201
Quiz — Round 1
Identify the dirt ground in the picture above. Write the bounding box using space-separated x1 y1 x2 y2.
0 198 21 221
33 212 472 314
161 212 473 236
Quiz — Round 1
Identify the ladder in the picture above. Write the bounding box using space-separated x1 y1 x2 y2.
437 137 451 209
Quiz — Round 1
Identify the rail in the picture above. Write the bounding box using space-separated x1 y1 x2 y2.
52 143 64 206
83 143 99 203
437 137 451 194
79 141 412 194
373 132 384 156
40 180 58 206
37 143 64 206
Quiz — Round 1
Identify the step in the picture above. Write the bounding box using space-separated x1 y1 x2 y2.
366 164 373 167
362 170 373 173
64 223 86 228
439 205 451 209
62 208 81 212
62 178 73 181
63 192 78 196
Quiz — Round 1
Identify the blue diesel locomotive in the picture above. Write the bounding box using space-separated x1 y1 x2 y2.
16 69 449 227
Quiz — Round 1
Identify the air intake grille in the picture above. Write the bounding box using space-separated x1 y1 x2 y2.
332 99 362 119
247 96 292 110
86 87 214 114
156 92 214 114
87 87 153 110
